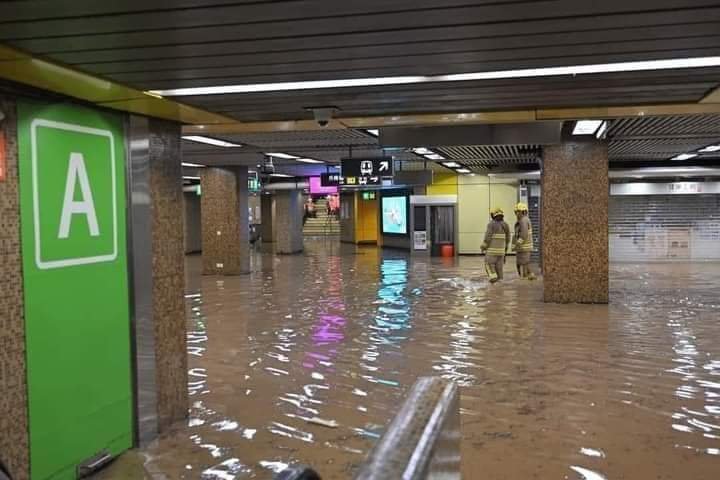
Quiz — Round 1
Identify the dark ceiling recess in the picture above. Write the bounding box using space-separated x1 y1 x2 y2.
1 1 719 122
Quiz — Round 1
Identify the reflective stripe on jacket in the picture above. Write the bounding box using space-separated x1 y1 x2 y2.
516 216 534 252
482 220 510 255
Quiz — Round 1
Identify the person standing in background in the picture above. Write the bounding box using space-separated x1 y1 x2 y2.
513 202 537 280
481 207 511 283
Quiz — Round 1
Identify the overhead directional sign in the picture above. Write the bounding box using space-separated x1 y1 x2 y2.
340 158 393 186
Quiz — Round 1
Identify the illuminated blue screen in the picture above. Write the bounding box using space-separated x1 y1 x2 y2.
382 196 408 234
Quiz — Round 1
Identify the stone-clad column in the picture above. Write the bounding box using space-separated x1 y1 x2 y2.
200 166 250 274
274 190 304 254
542 141 609 303
148 119 189 431
0 96 30 480
260 192 274 243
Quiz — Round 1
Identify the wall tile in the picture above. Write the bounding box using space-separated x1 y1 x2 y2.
0 96 29 479
542 142 609 303
200 167 249 275
148 119 188 431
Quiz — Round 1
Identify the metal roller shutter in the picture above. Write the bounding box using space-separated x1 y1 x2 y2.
609 194 720 262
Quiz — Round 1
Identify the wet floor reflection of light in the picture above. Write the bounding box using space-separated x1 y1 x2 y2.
137 248 720 480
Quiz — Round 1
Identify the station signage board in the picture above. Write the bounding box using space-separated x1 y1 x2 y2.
321 172 341 187
341 158 393 186
17 100 132 479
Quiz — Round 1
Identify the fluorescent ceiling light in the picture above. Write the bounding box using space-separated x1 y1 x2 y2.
412 147 432 155
671 153 698 161
151 57 720 96
266 152 299 159
365 129 379 137
456 168 472 173
425 154 445 160
595 121 608 139
296 158 324 164
573 120 604 135
442 162 461 168
182 135 242 147
182 176 201 180
270 173 293 178
182 162 206 168
699 145 720 152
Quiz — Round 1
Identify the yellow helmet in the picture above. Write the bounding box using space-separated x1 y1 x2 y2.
490 207 504 217
514 202 528 212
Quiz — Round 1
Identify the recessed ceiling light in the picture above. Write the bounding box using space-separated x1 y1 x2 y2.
365 129 379 137
182 162 207 168
573 120 604 135
151 57 720 96
296 158 324 164
266 152 299 159
671 153 698 161
442 161 461 168
425 154 445 160
412 147 432 155
456 168 472 174
182 176 201 180
595 121 608 139
182 136 242 147
270 173 293 178
699 145 720 153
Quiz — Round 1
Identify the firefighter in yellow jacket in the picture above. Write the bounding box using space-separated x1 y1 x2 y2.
481 207 510 283
513 202 537 280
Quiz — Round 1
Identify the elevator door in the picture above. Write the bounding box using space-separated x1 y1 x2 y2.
430 206 455 256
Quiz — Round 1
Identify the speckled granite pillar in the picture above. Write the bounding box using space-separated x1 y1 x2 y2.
542 141 609 303
274 190 304 254
260 193 274 243
200 166 250 275
148 119 188 431
0 96 29 480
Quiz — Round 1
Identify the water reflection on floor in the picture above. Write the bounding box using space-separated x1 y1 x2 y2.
139 241 719 479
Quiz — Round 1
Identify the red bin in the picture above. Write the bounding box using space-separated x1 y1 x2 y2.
440 244 454 257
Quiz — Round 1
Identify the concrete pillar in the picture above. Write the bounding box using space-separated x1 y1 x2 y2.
274 190 304 254
127 117 189 442
260 192 274 243
147 119 189 431
542 141 609 303
0 96 29 480
200 166 249 275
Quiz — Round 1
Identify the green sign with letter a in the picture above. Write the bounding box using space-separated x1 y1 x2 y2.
17 100 132 479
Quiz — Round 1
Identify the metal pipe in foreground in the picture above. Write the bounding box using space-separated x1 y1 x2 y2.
273 377 460 480
354 377 461 480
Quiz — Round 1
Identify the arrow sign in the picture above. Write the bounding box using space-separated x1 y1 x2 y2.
379 160 390 172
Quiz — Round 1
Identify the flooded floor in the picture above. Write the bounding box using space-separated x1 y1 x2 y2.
110 241 720 479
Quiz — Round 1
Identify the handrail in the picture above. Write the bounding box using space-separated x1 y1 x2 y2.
273 377 461 480
354 377 460 480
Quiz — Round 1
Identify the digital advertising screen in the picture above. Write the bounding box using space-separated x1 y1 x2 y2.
382 196 408 235
309 176 338 194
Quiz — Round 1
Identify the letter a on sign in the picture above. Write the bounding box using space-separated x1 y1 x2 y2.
58 152 100 238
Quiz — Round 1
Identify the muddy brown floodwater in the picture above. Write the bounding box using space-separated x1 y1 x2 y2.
101 241 720 480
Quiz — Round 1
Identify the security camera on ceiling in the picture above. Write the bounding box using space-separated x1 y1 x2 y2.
305 106 339 127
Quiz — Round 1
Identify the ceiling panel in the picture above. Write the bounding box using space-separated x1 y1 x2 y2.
1 0 719 124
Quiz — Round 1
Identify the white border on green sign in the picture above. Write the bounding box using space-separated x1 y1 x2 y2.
31 118 118 269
